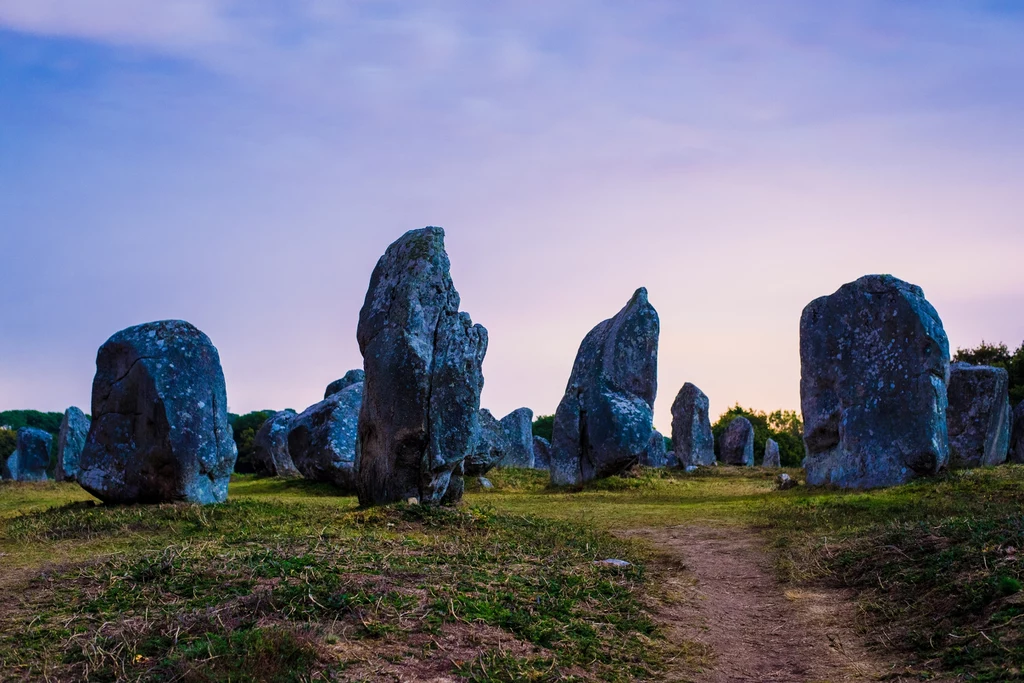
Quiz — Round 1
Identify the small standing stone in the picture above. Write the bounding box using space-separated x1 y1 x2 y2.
6 427 52 481
947 363 1011 468
56 407 90 482
763 438 781 468
720 417 754 466
498 408 535 468
532 436 551 470
671 383 715 468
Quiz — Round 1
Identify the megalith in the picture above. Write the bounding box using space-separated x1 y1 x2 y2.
498 407 534 468
325 369 365 400
56 407 90 482
720 417 754 466
671 383 715 468
6 427 52 481
947 363 1010 468
289 383 362 489
252 410 300 478
800 275 950 488
355 227 487 506
763 438 781 468
78 320 237 504
549 288 659 486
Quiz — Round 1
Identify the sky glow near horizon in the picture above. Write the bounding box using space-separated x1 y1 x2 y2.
1 1 1023 431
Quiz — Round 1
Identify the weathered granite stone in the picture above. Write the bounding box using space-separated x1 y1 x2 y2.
800 275 950 488
289 383 361 489
947 363 1010 468
56 407 90 482
640 430 668 467
498 408 534 468
78 320 237 504
355 227 488 506
477 476 493 490
465 408 507 476
325 369 365 399
720 417 754 466
777 473 798 490
6 428 52 481
671 383 715 468
550 288 659 486
763 438 781 468
1011 402 1024 464
252 410 300 477
532 436 551 470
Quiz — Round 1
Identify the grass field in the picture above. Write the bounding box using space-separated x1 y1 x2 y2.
4 466 1024 680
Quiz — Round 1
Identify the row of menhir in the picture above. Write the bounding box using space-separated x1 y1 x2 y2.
4 229 1023 502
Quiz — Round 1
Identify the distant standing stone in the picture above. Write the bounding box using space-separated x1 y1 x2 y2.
78 320 237 504
498 407 534 468
671 383 715 468
800 275 950 488
532 436 551 470
56 407 90 482
6 427 52 481
947 363 1011 468
641 430 668 467
324 369 365 400
465 409 507 476
355 227 487 506
1011 402 1024 464
252 410 300 478
550 288 659 486
763 438 781 468
720 417 755 466
289 383 363 489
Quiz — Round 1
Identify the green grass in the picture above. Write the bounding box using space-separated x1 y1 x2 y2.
8 466 1024 680
0 481 671 682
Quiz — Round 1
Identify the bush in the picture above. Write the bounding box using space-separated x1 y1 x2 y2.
228 411 278 473
532 414 554 441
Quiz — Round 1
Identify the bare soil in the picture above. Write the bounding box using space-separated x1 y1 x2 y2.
620 525 895 683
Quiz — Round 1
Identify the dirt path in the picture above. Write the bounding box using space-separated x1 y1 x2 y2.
620 525 888 683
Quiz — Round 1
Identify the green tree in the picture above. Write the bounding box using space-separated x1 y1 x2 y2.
712 405 804 467
0 410 64 434
532 414 554 442
0 428 16 463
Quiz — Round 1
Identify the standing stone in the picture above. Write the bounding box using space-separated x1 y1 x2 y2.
532 436 551 470
550 288 659 486
355 227 488 506
56 407 90 482
947 363 1011 468
465 409 507 476
720 417 755 466
252 410 300 477
801 275 950 488
78 320 237 504
671 383 715 468
1010 401 1024 464
763 438 781 468
6 427 52 481
325 369 365 400
289 383 362 489
498 408 534 468
640 430 668 467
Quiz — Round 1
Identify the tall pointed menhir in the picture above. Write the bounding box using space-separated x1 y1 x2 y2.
355 227 488 506
549 287 659 486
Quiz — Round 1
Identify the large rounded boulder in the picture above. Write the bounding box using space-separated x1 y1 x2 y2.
56 407 90 482
550 288 659 486
289 383 362 489
252 410 300 477
355 227 488 506
800 275 949 488
78 320 237 504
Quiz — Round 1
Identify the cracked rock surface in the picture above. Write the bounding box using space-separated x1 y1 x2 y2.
78 320 236 504
355 227 487 506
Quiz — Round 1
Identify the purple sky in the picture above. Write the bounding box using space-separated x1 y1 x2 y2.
2 1 1023 430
